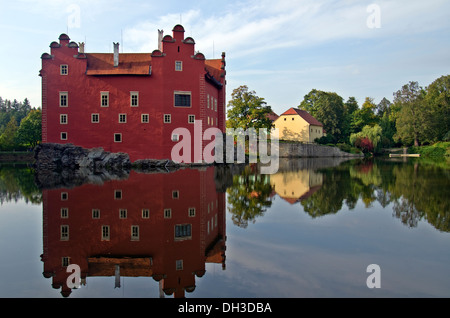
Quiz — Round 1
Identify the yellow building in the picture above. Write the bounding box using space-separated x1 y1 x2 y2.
270 169 323 204
272 108 324 142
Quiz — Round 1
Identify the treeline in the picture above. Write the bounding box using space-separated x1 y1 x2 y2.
0 97 41 151
299 74 450 154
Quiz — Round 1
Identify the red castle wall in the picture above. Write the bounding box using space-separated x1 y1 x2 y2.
40 25 226 162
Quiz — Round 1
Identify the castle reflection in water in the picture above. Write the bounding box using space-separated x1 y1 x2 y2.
41 167 226 298
40 159 333 298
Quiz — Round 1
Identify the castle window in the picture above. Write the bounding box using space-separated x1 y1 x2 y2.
141 114 149 123
60 132 67 140
62 257 70 267
188 114 195 124
60 65 68 75
175 61 182 71
59 92 68 107
101 225 110 241
131 226 139 241
92 209 100 219
174 91 191 107
172 133 179 142
60 208 68 218
61 192 68 200
101 92 109 107
60 114 68 124
91 113 99 123
142 209 150 218
60 225 69 241
188 207 196 217
119 209 127 219
164 114 171 123
164 208 172 219
175 224 192 240
176 260 183 270
114 133 122 143
130 92 139 107
119 113 127 123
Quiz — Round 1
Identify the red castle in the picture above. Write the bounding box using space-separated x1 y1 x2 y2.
39 24 226 162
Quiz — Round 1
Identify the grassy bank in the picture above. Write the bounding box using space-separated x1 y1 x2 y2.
409 142 450 159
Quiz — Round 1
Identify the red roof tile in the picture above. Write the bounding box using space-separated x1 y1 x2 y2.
86 53 152 75
280 108 323 126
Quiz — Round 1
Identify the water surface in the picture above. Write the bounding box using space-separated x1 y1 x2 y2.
0 158 449 298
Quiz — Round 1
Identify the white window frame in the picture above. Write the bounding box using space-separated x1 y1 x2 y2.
101 225 110 241
60 208 69 218
60 64 68 75
164 208 172 219
60 114 68 124
142 209 150 219
119 113 127 123
130 91 139 107
131 225 139 241
60 132 68 140
188 114 195 124
172 133 179 142
164 114 171 123
92 209 100 219
59 92 68 107
174 91 191 108
119 209 127 219
114 133 122 143
91 113 99 123
175 61 183 71
100 91 109 107
60 225 69 241
141 114 149 123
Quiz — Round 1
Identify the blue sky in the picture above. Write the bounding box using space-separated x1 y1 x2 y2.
1 0 449 116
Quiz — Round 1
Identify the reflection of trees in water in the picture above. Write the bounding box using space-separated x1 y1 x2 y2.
226 165 274 228
300 159 450 232
0 165 42 204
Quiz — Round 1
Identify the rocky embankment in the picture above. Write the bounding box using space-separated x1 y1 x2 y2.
33 143 181 189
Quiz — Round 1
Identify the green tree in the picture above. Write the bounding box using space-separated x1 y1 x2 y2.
425 75 450 141
16 108 42 149
350 124 383 153
299 89 346 143
226 85 273 132
393 81 431 146
352 97 378 133
342 96 359 139
0 117 19 150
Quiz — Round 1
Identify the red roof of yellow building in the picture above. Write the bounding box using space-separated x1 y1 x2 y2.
280 107 323 127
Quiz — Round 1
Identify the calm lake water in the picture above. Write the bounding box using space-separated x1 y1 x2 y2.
0 157 449 298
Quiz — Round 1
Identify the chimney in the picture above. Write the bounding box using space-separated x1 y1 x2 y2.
78 42 85 53
113 42 119 67
158 29 163 51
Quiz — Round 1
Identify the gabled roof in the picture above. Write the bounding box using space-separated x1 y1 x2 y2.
266 111 279 122
86 53 152 75
280 107 323 127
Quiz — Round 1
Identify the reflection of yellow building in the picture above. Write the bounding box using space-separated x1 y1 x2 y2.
272 108 324 142
270 169 323 204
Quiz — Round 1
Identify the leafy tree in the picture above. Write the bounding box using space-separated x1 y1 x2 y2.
0 117 19 150
350 124 383 153
342 96 359 139
16 109 42 149
393 81 431 146
226 85 273 132
425 75 450 141
352 97 378 133
299 89 346 143
376 97 392 118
